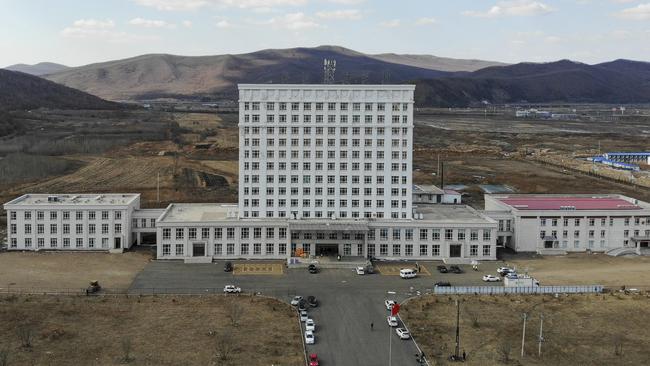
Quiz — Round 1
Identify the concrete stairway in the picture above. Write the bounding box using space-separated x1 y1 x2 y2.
606 247 638 257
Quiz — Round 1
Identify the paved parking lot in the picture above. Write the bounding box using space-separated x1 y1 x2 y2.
129 260 501 365
233 262 284 275
376 263 432 276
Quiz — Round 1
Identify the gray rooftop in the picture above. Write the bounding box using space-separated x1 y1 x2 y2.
414 204 494 224
413 184 444 195
5 194 139 206
159 203 238 223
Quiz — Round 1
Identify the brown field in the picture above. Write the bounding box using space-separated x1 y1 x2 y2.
0 252 151 289
506 253 650 288
0 295 303 366
402 294 650 366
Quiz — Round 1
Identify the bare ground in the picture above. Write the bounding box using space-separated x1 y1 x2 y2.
402 293 650 366
0 295 303 366
0 252 151 289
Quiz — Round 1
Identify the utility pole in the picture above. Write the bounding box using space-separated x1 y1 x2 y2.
521 313 528 358
388 315 392 366
538 314 544 358
454 299 460 360
157 171 160 203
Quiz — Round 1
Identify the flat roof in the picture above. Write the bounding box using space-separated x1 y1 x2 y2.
5 194 139 206
413 184 444 195
238 84 415 90
414 205 493 224
498 197 642 211
159 203 238 223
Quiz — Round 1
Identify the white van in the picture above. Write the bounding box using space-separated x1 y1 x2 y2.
399 268 417 279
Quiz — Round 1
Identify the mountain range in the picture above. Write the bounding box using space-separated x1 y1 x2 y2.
5 62 70 76
0 69 120 111
4 46 650 107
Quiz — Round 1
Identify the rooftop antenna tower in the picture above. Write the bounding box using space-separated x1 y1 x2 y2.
323 59 336 84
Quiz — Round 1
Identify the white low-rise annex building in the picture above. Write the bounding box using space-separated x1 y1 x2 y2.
484 194 650 255
4 194 141 252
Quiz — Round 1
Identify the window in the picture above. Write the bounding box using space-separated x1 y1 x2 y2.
405 244 413 256
102 211 109 220
419 245 427 256
50 238 57 248
392 244 401 256
482 245 491 256
163 228 171 240
483 230 491 241
241 243 249 255
254 243 262 255
24 211 32 220
419 229 428 240
380 244 388 256
432 229 440 241
114 224 122 234
470 245 478 256
266 243 274 255
176 244 184 256
176 228 184 240
392 229 401 240
445 229 453 240
188 228 197 240
470 230 478 241
9 211 16 221
76 211 83 220
432 244 440 256
76 238 84 248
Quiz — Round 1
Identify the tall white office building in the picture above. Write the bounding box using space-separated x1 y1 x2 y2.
238 84 415 220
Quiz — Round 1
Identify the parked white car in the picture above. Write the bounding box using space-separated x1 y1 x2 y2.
356 266 366 275
387 316 398 327
482 275 501 282
399 268 417 279
223 285 241 293
305 318 316 332
384 300 396 310
395 328 411 339
497 267 515 275
300 310 308 322
291 296 303 306
305 330 315 344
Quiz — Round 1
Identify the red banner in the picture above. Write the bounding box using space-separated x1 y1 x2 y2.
391 303 400 316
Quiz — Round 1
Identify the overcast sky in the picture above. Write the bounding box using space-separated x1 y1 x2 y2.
2 0 650 67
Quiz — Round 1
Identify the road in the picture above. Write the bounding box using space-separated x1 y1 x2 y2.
129 261 499 366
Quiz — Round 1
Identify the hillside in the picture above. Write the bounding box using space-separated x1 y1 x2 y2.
414 59 650 107
5 62 69 76
0 69 121 111
44 46 459 101
369 53 506 72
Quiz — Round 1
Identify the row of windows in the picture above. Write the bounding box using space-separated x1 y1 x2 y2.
242 175 409 185
540 217 650 227
243 187 408 197
368 243 491 257
549 240 609 249
243 126 409 136
10 223 121 235
162 242 288 256
9 237 111 249
241 210 409 219
541 229 650 239
133 218 157 229
243 102 409 112
9 210 122 221
242 200 409 210
242 162 408 173
244 150 408 160
243 138 409 148
243 114 409 124
162 227 288 241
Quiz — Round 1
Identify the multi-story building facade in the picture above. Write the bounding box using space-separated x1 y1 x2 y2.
237 84 414 220
484 194 650 255
4 194 140 252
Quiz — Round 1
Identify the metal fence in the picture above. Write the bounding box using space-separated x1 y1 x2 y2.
433 285 604 295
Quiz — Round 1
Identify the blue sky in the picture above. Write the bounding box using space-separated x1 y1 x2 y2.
1 0 650 67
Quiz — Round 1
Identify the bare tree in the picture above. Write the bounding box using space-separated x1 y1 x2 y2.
17 325 33 349
120 337 134 364
213 331 235 365
498 342 512 364
228 301 244 327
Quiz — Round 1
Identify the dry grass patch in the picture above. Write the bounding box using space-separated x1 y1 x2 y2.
0 295 303 366
0 251 151 289
402 293 650 366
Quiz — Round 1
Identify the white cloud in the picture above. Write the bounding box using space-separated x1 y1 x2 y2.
316 9 362 20
615 3 650 20
463 0 555 18
216 19 232 28
380 19 401 28
261 12 320 30
71 19 115 29
129 17 176 28
61 18 157 43
328 0 365 4
182 20 193 27
415 17 437 25
133 0 306 11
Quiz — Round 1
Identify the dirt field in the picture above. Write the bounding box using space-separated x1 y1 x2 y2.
402 294 650 366
506 253 650 288
0 295 303 366
0 252 151 289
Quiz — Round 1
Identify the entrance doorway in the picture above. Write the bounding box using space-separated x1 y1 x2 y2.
114 237 121 250
449 244 462 258
317 243 339 256
193 243 206 257
140 232 157 245
544 240 555 249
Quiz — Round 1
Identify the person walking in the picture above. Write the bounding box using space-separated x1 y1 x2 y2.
371 322 374 331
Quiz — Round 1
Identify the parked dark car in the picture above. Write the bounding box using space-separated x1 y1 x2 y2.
86 280 101 295
449 265 463 274
365 265 375 274
308 264 318 274
307 296 318 307
298 299 308 311
224 262 233 272
437 265 448 273
434 281 452 287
